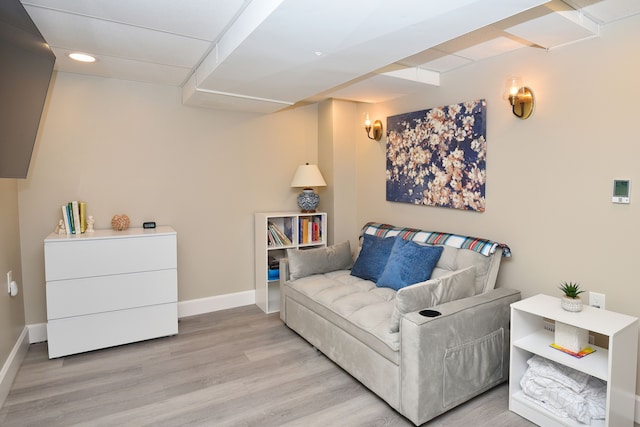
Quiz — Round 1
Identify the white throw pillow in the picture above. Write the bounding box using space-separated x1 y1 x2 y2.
389 266 476 333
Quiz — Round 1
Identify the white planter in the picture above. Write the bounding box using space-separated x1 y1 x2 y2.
561 296 582 312
554 321 589 353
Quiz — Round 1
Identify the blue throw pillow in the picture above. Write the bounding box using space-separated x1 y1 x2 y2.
350 233 397 282
377 239 444 291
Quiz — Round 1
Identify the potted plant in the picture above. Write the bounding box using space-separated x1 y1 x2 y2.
559 281 584 312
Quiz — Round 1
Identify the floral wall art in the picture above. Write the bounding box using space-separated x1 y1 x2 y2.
386 99 487 212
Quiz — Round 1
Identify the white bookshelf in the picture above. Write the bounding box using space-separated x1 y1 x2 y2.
254 212 326 313
509 294 638 426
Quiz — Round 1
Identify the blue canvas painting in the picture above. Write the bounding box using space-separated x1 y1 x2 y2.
386 99 487 212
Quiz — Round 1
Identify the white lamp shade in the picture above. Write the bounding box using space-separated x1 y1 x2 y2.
290 164 326 188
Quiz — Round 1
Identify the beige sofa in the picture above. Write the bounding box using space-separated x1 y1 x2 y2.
279 222 520 425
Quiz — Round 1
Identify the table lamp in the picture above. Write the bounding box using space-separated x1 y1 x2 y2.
290 163 326 212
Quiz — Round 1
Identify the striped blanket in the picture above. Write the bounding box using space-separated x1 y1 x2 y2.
360 222 511 257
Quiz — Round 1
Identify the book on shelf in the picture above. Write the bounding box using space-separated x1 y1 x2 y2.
550 343 596 359
71 201 81 236
299 215 322 244
61 204 71 235
268 255 280 270
301 218 309 243
79 202 87 233
267 221 292 246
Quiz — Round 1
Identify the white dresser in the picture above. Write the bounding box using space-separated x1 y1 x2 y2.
44 226 178 358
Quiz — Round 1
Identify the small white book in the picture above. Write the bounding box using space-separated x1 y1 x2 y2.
72 201 81 235
61 205 71 235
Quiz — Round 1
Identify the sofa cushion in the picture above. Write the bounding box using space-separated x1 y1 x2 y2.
287 241 352 280
389 266 476 332
285 270 400 361
377 238 443 291
350 234 397 282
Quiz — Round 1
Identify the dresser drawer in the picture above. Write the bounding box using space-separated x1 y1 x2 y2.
47 303 178 358
45 234 176 280
46 269 177 320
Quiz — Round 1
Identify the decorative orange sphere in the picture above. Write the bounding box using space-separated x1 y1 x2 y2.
111 214 130 231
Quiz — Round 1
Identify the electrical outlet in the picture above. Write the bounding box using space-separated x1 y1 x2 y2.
589 292 605 309
6 270 12 295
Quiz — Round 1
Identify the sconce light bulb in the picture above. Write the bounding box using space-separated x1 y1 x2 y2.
504 75 523 102
364 113 371 128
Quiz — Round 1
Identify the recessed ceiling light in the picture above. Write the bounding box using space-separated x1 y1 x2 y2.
68 52 96 63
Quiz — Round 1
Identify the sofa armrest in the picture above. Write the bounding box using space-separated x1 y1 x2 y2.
399 287 520 425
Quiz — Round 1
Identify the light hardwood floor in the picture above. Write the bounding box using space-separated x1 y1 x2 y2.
1 305 537 426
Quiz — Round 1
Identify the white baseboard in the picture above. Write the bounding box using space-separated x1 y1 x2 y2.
177 290 255 318
0 326 29 409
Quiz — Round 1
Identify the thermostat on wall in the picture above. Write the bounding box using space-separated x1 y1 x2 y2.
612 179 630 204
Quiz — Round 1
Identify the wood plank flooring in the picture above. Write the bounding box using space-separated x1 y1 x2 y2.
0 305 537 426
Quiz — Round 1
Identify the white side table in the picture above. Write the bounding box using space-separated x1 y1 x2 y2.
509 294 638 426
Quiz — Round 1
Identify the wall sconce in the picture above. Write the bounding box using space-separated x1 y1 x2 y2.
364 113 383 141
504 75 534 120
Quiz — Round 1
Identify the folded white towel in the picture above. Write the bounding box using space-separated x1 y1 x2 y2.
520 355 606 424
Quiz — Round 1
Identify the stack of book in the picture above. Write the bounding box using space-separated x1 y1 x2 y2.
267 221 292 246
268 255 280 280
299 216 322 244
60 201 87 235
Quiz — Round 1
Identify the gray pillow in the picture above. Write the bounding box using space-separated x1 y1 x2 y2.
389 266 476 333
286 241 352 281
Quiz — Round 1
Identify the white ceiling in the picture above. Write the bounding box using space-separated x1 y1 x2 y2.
21 0 640 113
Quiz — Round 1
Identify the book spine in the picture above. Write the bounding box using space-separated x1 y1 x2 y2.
317 216 322 241
61 205 71 235
79 202 87 233
67 202 75 234
270 227 282 246
302 218 309 243
72 201 81 235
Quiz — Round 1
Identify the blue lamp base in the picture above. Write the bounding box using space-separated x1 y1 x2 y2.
297 189 320 213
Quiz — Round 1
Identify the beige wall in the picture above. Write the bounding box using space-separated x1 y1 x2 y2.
17 72 318 325
351 15 640 387
0 179 25 366
318 99 359 248
355 13 640 306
